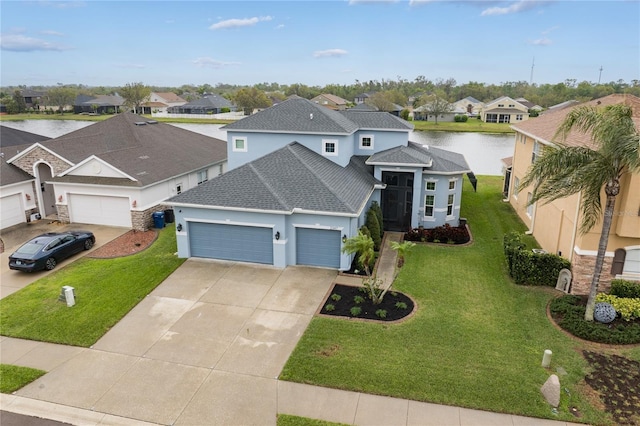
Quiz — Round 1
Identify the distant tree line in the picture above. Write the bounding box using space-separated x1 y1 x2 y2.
2 76 639 115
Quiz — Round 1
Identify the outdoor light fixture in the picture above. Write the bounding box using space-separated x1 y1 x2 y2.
176 223 183 232
275 231 280 240
342 234 347 243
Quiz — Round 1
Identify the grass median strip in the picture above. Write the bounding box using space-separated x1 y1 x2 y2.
0 365 46 394
280 176 637 425
0 226 185 347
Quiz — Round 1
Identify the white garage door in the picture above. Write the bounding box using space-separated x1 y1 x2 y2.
1 193 25 229
69 194 131 227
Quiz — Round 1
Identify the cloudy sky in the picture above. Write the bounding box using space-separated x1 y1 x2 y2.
1 0 638 88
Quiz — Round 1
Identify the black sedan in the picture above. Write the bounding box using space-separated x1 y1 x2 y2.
9 231 95 272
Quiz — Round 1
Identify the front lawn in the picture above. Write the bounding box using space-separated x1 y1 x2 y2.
0 365 46 393
280 176 640 425
0 226 185 347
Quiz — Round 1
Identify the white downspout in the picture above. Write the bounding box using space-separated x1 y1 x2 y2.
569 192 582 263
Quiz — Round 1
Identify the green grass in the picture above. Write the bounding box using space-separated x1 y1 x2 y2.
281 176 638 426
0 226 185 347
277 415 349 426
0 365 46 393
410 119 513 133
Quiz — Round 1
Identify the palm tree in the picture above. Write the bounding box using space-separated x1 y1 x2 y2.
520 102 640 321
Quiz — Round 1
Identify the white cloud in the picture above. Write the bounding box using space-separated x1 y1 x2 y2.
0 34 68 52
408 0 438 6
275 24 285 30
192 57 241 68
40 30 64 36
530 37 552 45
481 1 545 16
209 16 273 30
349 0 400 4
313 49 348 58
115 63 146 69
38 1 86 9
541 25 559 35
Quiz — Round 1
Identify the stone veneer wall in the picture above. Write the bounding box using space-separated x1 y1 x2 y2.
132 205 167 231
56 204 69 223
12 147 70 176
570 253 615 295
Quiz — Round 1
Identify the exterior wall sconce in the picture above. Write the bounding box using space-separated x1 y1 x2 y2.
342 234 348 243
132 200 137 208
25 194 31 201
58 195 63 202
275 231 280 240
176 223 183 232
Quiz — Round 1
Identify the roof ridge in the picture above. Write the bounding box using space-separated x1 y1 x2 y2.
247 162 289 210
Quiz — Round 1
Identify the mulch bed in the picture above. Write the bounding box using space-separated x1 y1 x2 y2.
87 229 158 258
582 350 640 425
319 284 415 322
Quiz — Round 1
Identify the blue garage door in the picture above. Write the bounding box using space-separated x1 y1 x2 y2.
296 228 341 269
189 222 273 264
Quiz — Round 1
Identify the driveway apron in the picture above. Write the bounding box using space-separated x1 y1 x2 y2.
14 259 337 425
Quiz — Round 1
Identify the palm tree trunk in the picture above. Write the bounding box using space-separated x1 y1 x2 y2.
584 194 617 321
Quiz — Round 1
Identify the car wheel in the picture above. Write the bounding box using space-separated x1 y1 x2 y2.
45 257 57 270
84 239 94 250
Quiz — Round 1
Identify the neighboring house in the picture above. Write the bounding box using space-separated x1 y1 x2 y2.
20 89 47 109
412 104 466 122
515 98 543 112
481 96 530 123
168 96 471 271
73 94 125 114
311 94 349 111
168 94 235 114
452 96 484 117
0 126 50 229
6 113 227 231
505 93 640 294
352 101 403 117
142 92 187 114
543 100 580 114
354 92 375 105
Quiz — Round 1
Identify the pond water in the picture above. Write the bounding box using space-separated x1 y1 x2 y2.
0 120 514 175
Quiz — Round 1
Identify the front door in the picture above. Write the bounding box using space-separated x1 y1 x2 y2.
381 172 413 232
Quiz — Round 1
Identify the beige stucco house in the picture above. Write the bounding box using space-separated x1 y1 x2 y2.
310 94 349 111
481 96 529 123
505 94 640 294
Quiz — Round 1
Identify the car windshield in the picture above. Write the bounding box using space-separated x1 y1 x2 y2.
15 242 45 255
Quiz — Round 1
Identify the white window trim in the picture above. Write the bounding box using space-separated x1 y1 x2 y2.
446 194 455 217
359 134 374 150
176 183 183 194
424 194 435 218
322 139 339 156
513 177 520 199
526 192 534 217
448 179 457 191
197 169 208 185
233 136 248 152
425 179 437 191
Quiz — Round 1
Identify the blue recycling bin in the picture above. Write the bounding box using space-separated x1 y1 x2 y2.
152 211 165 229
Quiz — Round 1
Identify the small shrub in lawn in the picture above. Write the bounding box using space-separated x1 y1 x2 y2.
353 295 365 305
454 114 468 122
610 279 640 298
330 293 342 302
395 301 408 310
376 309 387 319
324 304 335 312
350 306 362 317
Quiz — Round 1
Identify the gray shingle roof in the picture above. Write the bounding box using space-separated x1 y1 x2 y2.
1 160 34 185
169 142 380 214
1 126 47 185
366 142 471 173
1 126 50 148
30 113 226 187
181 94 233 109
339 110 413 130
221 96 360 134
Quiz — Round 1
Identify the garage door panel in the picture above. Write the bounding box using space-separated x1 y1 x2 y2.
189 222 273 264
69 194 131 227
296 228 340 268
1 194 25 229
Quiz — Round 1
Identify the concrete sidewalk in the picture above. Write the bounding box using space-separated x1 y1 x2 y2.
1 239 583 426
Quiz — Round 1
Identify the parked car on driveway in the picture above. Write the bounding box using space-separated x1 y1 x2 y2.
8 231 95 272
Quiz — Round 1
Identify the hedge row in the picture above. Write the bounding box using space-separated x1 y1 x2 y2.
503 231 571 286
404 224 470 244
610 279 640 298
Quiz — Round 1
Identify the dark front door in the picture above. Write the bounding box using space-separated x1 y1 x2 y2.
381 172 413 231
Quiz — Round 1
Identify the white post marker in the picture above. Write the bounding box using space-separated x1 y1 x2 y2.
542 349 552 367
63 286 75 307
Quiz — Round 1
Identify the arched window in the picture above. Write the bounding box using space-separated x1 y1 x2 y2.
611 248 626 275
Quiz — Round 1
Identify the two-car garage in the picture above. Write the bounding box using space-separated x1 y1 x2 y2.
185 221 342 269
68 194 132 228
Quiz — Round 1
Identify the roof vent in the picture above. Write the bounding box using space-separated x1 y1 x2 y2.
310 113 313 120
134 122 147 126
139 155 150 160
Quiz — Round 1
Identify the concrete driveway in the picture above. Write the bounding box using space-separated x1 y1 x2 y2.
7 260 337 425
0 221 129 298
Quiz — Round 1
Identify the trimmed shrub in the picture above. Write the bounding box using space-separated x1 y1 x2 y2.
610 279 640 298
596 293 640 321
369 201 384 239
366 209 381 251
405 224 469 244
503 232 571 286
454 114 468 122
